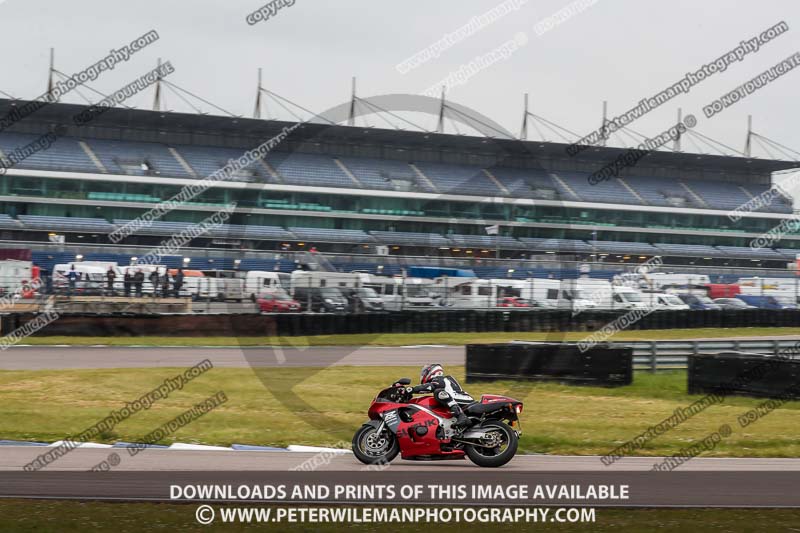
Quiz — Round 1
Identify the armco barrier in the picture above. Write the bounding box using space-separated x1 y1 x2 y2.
688 352 800 399
12 308 800 338
465 342 633 386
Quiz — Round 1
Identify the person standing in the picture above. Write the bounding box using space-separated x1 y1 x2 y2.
123 270 132 297
161 272 172 298
106 267 116 296
149 270 160 298
133 269 145 298
67 265 78 296
173 268 185 297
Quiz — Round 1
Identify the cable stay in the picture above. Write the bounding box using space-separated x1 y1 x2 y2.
52 69 135 110
258 88 336 125
355 96 430 132
527 112 582 143
685 129 745 157
161 79 238 117
751 132 800 161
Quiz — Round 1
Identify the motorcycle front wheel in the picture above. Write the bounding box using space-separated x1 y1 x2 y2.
352 424 399 465
465 421 519 468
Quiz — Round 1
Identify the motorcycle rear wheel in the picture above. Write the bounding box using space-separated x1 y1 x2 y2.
465 421 518 468
352 424 399 465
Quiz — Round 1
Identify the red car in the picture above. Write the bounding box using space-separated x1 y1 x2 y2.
496 297 531 308
257 293 301 313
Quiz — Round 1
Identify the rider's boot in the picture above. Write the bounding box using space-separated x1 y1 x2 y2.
450 403 470 428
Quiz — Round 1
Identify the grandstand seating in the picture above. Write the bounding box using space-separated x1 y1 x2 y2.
588 240 661 255
740 184 793 212
680 180 752 211
0 214 21 229
715 245 783 260
110 219 294 241
447 234 527 250
3 211 794 263
622 175 697 208
337 157 411 190
370 231 450 247
0 130 790 215
173 144 271 181
0 134 97 173
87 139 192 178
267 153 355 188
289 227 375 244
488 168 567 199
562 173 641 205
653 243 718 257
111 219 195 236
517 238 595 253
17 215 114 233
413 162 504 196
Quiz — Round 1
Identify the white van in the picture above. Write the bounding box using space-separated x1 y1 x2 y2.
529 279 600 311
244 271 290 301
0 259 33 294
609 286 651 310
358 274 435 311
647 292 691 310
195 277 245 302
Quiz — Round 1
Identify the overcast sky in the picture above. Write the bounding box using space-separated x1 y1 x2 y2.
1 0 799 166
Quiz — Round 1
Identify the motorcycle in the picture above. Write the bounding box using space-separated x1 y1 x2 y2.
352 378 523 468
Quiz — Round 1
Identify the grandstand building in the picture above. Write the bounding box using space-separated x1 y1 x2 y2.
0 97 798 274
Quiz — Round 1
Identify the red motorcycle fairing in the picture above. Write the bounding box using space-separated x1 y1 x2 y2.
369 397 465 460
479 394 522 407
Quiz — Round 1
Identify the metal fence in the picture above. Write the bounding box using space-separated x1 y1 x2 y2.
622 339 800 372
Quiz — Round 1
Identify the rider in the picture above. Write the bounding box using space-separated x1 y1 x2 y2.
410 363 473 427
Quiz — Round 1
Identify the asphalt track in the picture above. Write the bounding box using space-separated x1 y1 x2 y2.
0 346 463 370
2 448 800 506
3 447 800 472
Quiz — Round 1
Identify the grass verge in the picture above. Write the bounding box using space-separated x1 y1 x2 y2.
20 326 800 347
1 366 799 457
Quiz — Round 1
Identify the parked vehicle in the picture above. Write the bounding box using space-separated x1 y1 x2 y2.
341 287 385 313
194 277 245 302
705 283 741 299
257 292 301 313
0 259 34 296
713 298 756 310
438 279 523 309
496 296 531 308
292 286 348 313
360 275 436 311
677 293 722 310
528 279 598 311
244 271 290 301
735 295 792 310
646 292 691 310
610 286 651 310
352 377 522 468
737 277 800 307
